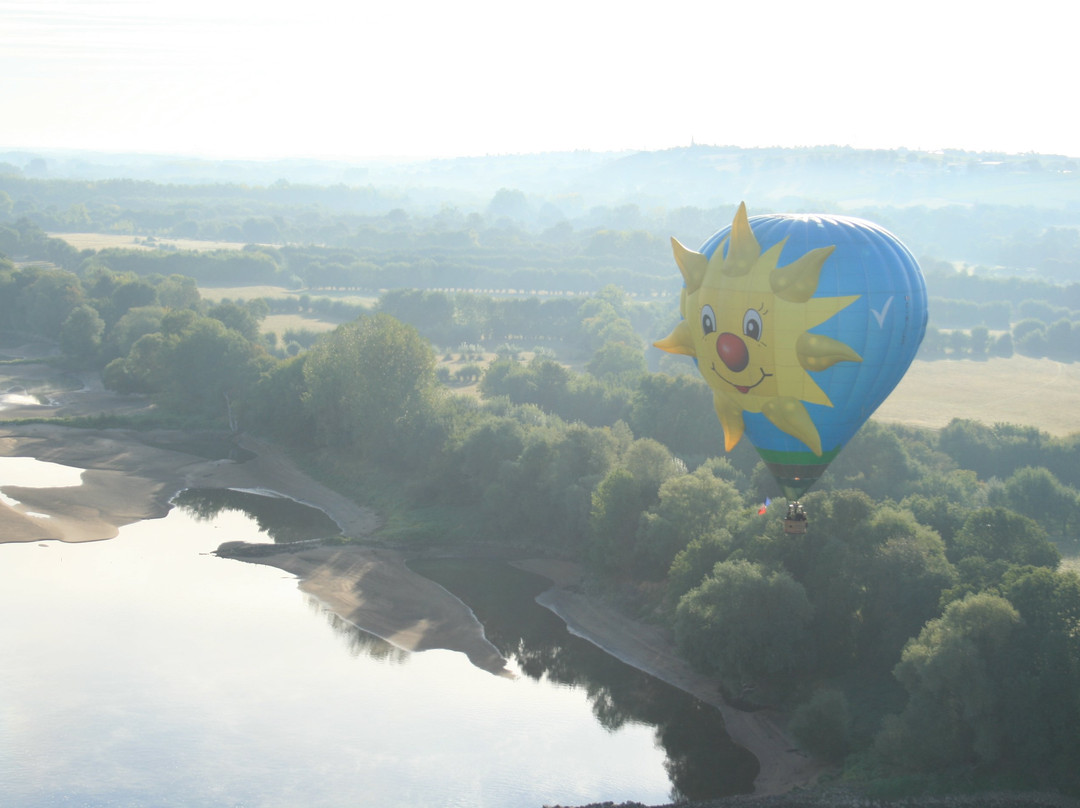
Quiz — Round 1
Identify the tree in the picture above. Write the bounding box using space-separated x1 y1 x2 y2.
155 274 200 310
23 268 84 337
245 355 316 445
633 468 745 580
666 529 735 608
876 593 1022 771
302 313 438 461
950 506 1060 568
586 340 647 382
627 373 727 459
105 306 166 361
968 324 990 357
207 300 265 342
675 559 813 684
999 566 1080 788
855 507 957 669
827 421 916 500
59 304 105 365
154 316 268 422
998 466 1079 538
103 313 268 423
790 688 851 762
589 468 648 573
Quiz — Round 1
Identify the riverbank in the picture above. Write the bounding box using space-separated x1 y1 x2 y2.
0 418 817 796
2 351 798 789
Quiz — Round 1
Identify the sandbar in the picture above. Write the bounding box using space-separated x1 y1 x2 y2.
0 350 817 795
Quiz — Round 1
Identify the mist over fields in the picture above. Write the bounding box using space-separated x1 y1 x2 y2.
4 144 1080 269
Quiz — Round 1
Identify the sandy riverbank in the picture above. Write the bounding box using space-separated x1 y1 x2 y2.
0 421 820 796
1 335 820 797
0 423 506 665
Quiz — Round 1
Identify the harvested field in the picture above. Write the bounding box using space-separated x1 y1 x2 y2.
874 356 1080 437
199 285 378 308
263 313 341 339
51 232 249 252
199 285 301 301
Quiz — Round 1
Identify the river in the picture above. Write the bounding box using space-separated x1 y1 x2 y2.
0 457 755 807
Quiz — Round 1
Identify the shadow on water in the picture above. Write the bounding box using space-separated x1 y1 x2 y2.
408 557 758 802
309 598 413 665
165 487 755 801
173 487 342 543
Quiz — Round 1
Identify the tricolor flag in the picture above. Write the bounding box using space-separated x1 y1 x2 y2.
757 497 771 515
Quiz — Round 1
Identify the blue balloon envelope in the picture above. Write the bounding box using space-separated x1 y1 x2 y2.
655 203 927 499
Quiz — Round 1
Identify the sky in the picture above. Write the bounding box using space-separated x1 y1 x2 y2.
2 0 1077 162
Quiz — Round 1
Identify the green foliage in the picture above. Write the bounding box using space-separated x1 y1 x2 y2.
950 506 1060 568
627 372 727 461
666 529 736 609
790 688 852 762
586 340 647 382
479 354 633 427
675 559 814 685
59 304 105 365
482 421 621 549
302 313 438 462
939 418 1080 490
877 593 1022 771
877 565 1079 787
995 466 1080 538
245 355 315 445
105 306 167 362
121 315 269 422
589 468 647 573
827 421 919 500
633 468 745 581
207 300 266 342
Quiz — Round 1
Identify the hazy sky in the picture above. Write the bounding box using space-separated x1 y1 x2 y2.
3 0 1076 161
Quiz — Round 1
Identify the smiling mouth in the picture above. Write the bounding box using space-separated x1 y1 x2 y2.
710 364 772 394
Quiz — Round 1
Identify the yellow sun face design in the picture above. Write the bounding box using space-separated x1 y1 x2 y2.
655 203 862 456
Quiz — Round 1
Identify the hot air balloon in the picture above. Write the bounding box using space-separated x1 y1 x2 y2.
654 203 927 527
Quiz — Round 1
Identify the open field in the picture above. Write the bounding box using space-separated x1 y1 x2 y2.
874 356 1080 437
262 313 342 339
200 285 379 307
51 232 249 253
199 285 300 301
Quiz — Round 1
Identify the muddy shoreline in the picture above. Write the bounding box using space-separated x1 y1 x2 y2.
0 349 819 797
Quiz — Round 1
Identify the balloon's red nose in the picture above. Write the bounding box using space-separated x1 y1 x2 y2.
716 333 749 372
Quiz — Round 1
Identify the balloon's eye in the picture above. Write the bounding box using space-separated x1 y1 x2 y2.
701 305 716 336
743 309 763 342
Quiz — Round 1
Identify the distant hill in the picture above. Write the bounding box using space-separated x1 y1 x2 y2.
4 145 1079 213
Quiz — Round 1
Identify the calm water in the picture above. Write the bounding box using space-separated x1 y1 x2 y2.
0 457 754 807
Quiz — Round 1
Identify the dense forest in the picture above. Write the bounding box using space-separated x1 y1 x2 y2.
2 146 1080 800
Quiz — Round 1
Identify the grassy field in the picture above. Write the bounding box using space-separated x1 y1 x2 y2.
262 313 342 340
874 356 1080 437
200 285 379 310
53 233 248 253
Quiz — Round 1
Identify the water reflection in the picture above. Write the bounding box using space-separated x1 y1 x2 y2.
0 457 751 806
173 487 342 543
312 598 411 664
409 557 758 801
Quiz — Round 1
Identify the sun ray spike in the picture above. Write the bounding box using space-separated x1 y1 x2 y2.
670 238 708 293
771 245 835 303
723 202 760 277
653 320 696 356
761 397 823 456
714 392 746 451
796 333 863 372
